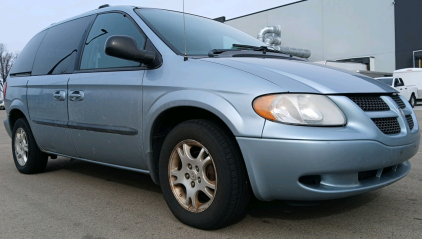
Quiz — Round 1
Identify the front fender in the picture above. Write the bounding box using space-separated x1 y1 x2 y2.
143 89 265 151
143 89 266 184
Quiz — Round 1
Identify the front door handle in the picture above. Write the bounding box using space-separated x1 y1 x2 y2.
69 91 84 101
53 90 66 101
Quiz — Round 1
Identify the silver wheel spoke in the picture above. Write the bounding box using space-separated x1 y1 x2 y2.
170 169 180 177
171 170 184 186
177 143 194 165
200 156 211 168
182 143 194 160
197 148 206 160
186 188 198 209
177 148 185 163
204 179 216 190
23 142 28 152
203 187 214 199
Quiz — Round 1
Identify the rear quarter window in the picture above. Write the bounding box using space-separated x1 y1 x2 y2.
9 30 47 76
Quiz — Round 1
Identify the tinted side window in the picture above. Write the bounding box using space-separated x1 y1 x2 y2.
80 13 146 70
32 16 94 75
9 30 47 75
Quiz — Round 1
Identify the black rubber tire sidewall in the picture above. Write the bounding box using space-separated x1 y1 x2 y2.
12 118 48 174
159 120 249 230
410 94 416 108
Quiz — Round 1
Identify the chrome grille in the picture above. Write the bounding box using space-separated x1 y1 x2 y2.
391 95 406 109
371 117 401 134
348 96 390 111
406 115 414 130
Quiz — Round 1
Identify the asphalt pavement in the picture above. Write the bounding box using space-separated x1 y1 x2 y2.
0 109 421 238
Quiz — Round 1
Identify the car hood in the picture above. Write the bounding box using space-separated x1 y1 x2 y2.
200 57 396 94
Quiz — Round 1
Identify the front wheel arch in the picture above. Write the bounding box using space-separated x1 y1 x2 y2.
149 106 244 185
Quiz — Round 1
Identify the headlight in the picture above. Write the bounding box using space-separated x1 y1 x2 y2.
253 94 346 126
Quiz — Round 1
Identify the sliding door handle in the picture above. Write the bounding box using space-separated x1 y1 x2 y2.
53 90 66 101
69 91 84 101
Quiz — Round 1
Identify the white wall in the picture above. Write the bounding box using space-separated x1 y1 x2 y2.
226 0 396 72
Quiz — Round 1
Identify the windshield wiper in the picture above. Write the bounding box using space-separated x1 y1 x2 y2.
233 44 287 54
208 44 287 57
208 49 242 57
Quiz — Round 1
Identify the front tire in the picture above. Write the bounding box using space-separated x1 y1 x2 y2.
159 120 250 229
12 118 48 174
409 94 417 108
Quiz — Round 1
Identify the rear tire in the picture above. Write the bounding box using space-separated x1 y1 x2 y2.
409 94 417 108
159 119 250 229
12 118 48 174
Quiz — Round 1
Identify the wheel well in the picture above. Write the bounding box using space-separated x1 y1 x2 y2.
150 107 237 184
9 109 26 130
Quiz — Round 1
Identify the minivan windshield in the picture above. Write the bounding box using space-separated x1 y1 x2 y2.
136 8 266 56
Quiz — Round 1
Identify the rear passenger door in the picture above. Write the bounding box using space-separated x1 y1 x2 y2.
27 16 95 156
68 12 147 169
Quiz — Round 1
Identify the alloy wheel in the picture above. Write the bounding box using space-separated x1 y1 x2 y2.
168 139 217 213
14 128 29 166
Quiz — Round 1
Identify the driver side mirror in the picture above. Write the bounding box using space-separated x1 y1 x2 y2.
105 35 159 67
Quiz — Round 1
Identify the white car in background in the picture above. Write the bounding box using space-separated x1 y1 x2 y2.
375 77 418 108
0 82 4 110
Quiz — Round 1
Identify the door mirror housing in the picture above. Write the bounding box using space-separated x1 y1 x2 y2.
105 35 158 67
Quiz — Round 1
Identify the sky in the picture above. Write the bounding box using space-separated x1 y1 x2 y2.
0 0 298 53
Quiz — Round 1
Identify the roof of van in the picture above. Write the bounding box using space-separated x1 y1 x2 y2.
43 5 138 32
394 68 422 73
375 77 393 79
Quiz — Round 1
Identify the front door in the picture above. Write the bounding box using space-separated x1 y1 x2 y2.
68 12 148 169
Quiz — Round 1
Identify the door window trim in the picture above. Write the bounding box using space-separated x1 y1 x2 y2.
76 10 157 74
29 15 96 76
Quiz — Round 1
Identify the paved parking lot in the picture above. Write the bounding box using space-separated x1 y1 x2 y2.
0 109 421 238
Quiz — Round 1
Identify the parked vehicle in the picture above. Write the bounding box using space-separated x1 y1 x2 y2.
394 68 422 104
2 6 420 229
375 77 418 107
314 61 393 78
0 82 4 110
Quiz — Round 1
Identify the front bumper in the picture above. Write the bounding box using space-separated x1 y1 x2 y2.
237 137 419 201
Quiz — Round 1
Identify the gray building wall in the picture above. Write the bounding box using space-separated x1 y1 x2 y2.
226 0 396 72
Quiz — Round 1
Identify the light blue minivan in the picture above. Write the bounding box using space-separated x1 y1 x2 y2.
3 5 420 229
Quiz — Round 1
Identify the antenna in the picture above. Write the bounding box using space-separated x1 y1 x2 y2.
183 0 188 61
